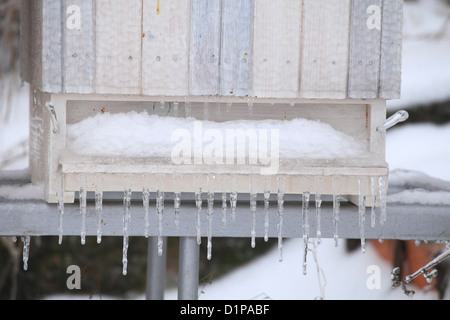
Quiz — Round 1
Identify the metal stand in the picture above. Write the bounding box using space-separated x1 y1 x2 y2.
178 237 200 300
146 237 167 300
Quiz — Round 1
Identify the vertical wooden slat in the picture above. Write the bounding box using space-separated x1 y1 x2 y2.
300 0 351 99
189 0 221 96
252 0 302 98
379 0 403 99
95 0 142 95
348 0 382 99
63 0 95 94
142 0 191 97
41 0 63 93
219 0 253 97
20 0 32 85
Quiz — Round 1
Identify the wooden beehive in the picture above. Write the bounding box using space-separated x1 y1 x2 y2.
21 0 403 204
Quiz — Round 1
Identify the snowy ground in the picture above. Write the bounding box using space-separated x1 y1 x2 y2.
1 0 449 300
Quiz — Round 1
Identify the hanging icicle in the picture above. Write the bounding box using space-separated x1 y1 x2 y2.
206 175 215 260
79 175 87 246
156 190 165 257
358 178 367 254
122 186 132 276
95 174 104 244
315 176 323 244
57 172 65 245
277 176 285 262
302 190 310 275
21 236 31 271
332 175 341 248
195 186 203 245
263 177 271 243
143 186 150 238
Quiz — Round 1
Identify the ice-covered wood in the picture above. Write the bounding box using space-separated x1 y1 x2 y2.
252 0 302 98
189 0 221 95
300 0 351 99
348 0 382 99
95 0 142 94
63 0 95 94
22 0 403 100
142 0 191 96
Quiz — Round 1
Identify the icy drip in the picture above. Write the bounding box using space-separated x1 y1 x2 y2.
157 190 165 257
79 175 87 246
378 176 387 226
122 188 132 276
230 175 238 222
264 177 271 242
185 101 192 118
173 101 179 117
250 193 257 249
221 192 227 227
195 187 203 245
95 175 104 244
302 191 310 275
358 179 367 254
57 173 64 245
332 176 341 247
206 175 215 261
277 176 285 262
370 177 377 228
21 236 30 271
174 192 181 232
143 187 150 238
315 176 323 244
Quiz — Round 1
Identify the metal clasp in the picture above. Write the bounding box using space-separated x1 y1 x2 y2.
45 102 60 134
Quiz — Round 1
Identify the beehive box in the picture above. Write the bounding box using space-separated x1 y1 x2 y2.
21 0 403 204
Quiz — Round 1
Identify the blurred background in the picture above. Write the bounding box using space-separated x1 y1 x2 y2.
0 0 449 300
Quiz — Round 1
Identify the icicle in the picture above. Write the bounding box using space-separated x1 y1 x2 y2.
79 175 87 246
21 236 30 271
315 176 323 244
230 175 238 222
174 192 181 232
302 191 310 275
370 176 377 228
156 190 165 257
277 176 285 262
57 173 65 245
378 176 387 226
250 193 257 249
143 187 150 238
221 192 227 227
358 178 367 254
206 175 215 260
332 176 341 248
263 177 271 243
173 101 179 117
95 174 104 244
195 187 203 245
174 175 182 233
122 187 132 276
185 100 192 118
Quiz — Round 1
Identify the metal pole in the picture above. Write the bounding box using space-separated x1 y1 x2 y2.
178 237 200 300
146 237 167 300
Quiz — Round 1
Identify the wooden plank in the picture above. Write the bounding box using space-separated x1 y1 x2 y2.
219 0 253 97
63 0 95 94
379 0 403 99
20 0 32 85
95 0 142 94
142 0 191 96
41 0 63 93
300 0 351 99
348 0 382 99
189 0 222 96
252 0 302 98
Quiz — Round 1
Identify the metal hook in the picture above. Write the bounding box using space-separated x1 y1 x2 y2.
377 110 409 133
45 102 60 134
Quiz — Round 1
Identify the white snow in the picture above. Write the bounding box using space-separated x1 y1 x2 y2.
66 112 368 160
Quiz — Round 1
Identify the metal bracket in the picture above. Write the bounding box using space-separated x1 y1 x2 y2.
391 245 450 297
45 102 60 134
377 110 409 133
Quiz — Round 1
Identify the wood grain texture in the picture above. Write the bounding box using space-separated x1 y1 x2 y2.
379 0 403 99
300 0 351 99
63 0 95 93
189 0 221 96
41 0 63 93
142 0 191 96
95 0 142 94
348 0 382 99
219 0 253 97
252 0 302 98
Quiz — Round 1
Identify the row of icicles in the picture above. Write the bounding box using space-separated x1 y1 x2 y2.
21 175 389 276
